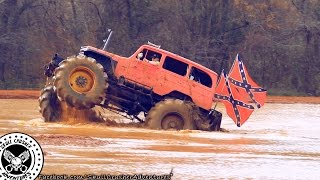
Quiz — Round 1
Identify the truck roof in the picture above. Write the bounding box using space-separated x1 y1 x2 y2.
82 44 218 78
139 44 218 77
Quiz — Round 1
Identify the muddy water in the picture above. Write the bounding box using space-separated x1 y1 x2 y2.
0 99 319 180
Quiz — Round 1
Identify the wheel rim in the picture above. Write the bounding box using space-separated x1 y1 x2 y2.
161 113 184 130
69 66 95 93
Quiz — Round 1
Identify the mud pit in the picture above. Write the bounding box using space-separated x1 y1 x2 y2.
0 98 319 179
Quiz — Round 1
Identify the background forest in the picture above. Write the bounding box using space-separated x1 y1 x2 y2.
0 0 319 96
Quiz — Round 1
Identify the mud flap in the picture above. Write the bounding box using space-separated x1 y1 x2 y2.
194 108 222 131
211 110 222 131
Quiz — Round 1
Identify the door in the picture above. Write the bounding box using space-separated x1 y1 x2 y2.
126 49 162 88
154 56 189 95
188 67 214 109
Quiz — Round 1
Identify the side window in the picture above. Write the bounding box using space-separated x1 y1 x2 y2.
137 49 162 65
145 50 161 62
163 56 188 76
189 67 212 88
136 49 147 60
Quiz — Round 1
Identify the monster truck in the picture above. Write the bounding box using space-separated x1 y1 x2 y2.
40 39 222 131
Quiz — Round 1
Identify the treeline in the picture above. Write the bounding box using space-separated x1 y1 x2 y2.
0 0 319 96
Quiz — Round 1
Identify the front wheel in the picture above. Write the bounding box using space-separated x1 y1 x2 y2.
39 85 62 122
145 99 196 130
54 54 108 109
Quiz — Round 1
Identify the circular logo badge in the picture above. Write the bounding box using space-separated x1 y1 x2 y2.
0 132 44 180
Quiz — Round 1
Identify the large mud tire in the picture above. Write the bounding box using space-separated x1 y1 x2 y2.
39 85 62 122
54 55 107 109
145 99 196 130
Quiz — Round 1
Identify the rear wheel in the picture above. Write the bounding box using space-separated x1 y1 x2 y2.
39 85 62 122
54 54 107 109
145 99 196 130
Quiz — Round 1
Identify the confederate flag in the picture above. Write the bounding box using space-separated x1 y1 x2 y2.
214 70 254 127
228 54 267 108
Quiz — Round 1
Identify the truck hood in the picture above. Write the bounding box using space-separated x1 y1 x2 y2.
80 46 120 60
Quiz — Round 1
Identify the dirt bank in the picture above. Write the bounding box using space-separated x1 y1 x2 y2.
1 90 320 104
0 89 39 99
265 96 320 104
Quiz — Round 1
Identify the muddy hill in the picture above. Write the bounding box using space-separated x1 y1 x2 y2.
0 0 319 96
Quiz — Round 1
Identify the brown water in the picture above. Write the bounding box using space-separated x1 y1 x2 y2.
0 99 319 180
